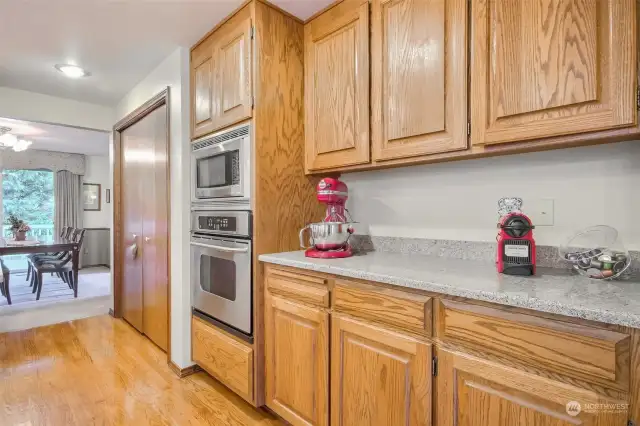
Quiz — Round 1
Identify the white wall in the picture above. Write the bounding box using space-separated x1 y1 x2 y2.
83 155 111 228
115 48 192 368
0 87 114 131
343 141 640 250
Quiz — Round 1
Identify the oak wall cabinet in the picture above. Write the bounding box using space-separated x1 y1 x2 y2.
304 0 638 173
191 37 215 139
371 0 468 162
471 0 637 146
190 6 253 140
304 0 370 171
262 263 639 426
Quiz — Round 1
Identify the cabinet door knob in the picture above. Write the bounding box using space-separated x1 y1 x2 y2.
145 237 150 242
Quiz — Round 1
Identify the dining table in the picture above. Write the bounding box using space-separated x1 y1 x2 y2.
0 237 80 285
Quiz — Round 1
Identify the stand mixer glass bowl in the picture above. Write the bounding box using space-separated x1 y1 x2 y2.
558 225 631 280
299 222 355 251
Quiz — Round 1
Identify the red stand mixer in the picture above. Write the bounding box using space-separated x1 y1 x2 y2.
496 197 536 276
299 178 355 258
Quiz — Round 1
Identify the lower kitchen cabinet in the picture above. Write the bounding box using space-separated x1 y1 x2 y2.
265 292 329 426
262 265 638 426
331 314 432 426
191 315 254 403
436 348 629 426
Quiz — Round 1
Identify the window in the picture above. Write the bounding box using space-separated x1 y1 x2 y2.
1 169 55 270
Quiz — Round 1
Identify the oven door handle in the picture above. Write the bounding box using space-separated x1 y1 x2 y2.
190 241 249 253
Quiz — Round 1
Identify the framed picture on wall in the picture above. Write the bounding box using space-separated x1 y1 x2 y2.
83 183 101 211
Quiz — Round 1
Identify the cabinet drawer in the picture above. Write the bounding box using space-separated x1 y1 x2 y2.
266 267 329 307
333 279 432 336
436 299 630 390
192 316 254 403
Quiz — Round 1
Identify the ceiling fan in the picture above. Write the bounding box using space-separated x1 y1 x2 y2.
0 126 32 152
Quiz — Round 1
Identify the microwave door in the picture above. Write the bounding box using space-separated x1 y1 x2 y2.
194 151 242 199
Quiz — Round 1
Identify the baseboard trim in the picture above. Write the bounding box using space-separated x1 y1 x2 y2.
169 361 202 378
83 264 111 268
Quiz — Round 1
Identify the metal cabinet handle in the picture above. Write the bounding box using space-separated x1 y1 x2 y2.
190 241 248 253
132 233 137 239
145 237 150 242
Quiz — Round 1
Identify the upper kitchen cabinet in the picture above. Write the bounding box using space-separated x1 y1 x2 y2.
212 8 253 132
190 5 253 140
191 38 215 139
372 0 468 161
304 0 370 172
471 0 637 146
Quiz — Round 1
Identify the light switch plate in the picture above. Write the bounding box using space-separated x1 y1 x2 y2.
527 198 554 226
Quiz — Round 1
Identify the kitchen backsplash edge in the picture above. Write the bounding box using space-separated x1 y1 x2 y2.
349 234 640 276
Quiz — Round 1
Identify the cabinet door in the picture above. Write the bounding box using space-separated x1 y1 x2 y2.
212 13 253 132
265 292 329 426
471 0 637 145
372 0 468 161
436 349 628 426
191 39 215 139
331 314 432 426
304 0 370 171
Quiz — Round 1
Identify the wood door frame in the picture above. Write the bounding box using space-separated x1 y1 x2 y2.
112 88 172 364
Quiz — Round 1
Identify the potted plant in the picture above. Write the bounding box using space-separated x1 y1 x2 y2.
6 214 31 241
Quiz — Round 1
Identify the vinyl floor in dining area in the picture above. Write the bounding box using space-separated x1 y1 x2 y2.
0 315 282 426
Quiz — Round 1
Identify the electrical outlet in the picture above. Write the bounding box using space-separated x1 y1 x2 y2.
527 199 554 226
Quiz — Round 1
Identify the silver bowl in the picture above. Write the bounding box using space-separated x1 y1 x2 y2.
299 222 355 250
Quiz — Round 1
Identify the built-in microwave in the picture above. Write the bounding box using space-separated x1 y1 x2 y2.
191 123 251 202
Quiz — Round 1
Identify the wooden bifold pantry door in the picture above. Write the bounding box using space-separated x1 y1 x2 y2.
120 100 169 352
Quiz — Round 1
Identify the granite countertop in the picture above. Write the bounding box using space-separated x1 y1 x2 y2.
259 250 640 328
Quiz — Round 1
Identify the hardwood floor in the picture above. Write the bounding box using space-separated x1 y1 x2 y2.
0 315 283 425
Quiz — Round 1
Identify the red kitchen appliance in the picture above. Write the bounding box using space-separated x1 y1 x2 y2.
299 178 355 258
496 197 536 276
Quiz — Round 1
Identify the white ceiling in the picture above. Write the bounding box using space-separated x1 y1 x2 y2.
0 117 109 156
271 0 335 20
0 0 334 107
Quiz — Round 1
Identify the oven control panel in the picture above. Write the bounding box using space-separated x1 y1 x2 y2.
198 216 237 232
191 210 251 238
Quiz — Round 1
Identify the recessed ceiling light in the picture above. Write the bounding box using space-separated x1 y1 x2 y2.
55 64 90 79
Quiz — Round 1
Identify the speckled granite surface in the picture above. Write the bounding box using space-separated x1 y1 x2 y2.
349 235 640 274
259 250 640 328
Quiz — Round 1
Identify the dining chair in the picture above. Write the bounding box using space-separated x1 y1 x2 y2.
0 258 11 305
32 228 85 300
26 226 74 283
